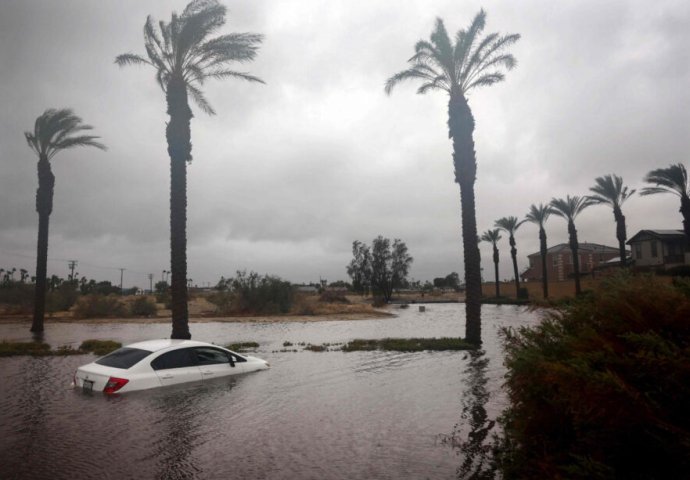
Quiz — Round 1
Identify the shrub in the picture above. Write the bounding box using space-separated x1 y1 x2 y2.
318 290 350 304
46 282 79 313
498 273 690 479
208 271 294 315
73 294 127 319
130 296 157 317
0 282 34 313
664 264 690 277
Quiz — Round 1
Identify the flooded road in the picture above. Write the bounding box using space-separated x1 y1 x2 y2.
0 304 539 479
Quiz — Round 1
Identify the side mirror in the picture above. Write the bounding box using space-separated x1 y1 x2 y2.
229 356 235 367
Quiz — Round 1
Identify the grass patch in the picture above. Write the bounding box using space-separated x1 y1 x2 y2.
0 339 121 356
79 339 122 355
304 344 327 352
342 337 475 352
0 341 52 356
226 341 260 352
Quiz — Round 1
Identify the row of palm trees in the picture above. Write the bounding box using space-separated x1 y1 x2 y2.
481 165 690 299
26 0 264 337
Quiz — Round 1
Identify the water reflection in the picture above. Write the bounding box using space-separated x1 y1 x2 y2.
439 350 498 480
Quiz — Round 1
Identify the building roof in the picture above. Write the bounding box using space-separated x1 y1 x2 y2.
527 242 620 258
626 229 685 244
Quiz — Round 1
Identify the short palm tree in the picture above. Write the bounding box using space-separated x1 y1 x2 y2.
550 196 594 296
25 108 106 334
116 0 264 339
481 229 502 298
587 174 636 266
385 10 519 345
525 203 553 299
641 164 690 243
495 216 525 297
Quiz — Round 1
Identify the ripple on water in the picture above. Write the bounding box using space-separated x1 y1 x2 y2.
0 304 540 479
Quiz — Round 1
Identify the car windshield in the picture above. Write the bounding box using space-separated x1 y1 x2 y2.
95 347 152 369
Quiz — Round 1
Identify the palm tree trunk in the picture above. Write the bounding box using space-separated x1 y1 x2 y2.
449 92 482 345
539 227 549 299
166 76 192 340
509 234 520 296
32 156 54 334
613 207 627 267
492 245 500 298
568 220 582 295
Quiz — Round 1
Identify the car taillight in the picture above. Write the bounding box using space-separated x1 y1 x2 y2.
103 377 129 394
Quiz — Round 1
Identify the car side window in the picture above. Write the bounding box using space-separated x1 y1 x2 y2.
151 348 197 371
194 347 233 366
230 353 247 363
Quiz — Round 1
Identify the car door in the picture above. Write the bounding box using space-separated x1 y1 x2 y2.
192 347 245 380
151 348 203 387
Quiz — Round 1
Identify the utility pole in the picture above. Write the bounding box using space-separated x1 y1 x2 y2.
68 260 78 281
148 273 153 294
119 268 125 295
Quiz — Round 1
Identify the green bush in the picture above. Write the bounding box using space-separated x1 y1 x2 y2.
208 271 294 315
130 296 157 317
0 341 51 356
73 294 127 319
498 273 690 479
342 337 474 352
226 341 259 352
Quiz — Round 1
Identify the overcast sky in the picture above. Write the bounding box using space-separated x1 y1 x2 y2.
1 0 689 288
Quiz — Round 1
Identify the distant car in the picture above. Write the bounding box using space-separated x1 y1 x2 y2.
73 339 269 394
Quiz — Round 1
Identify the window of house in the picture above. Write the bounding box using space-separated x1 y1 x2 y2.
635 244 642 259
651 241 658 258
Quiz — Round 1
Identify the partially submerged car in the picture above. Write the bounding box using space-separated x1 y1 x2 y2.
73 339 269 394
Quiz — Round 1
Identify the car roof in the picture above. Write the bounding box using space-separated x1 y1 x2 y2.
124 339 221 353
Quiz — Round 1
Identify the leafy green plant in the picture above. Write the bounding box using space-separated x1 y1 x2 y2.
497 273 690 479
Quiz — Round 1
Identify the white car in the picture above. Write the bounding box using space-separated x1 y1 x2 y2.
73 339 270 394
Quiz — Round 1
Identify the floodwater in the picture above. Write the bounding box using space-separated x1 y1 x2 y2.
0 304 540 480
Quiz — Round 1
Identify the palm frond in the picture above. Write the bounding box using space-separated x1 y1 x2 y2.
187 83 215 115
641 164 689 198
385 68 437 95
481 228 501 244
525 203 552 226
115 53 152 67
26 109 105 160
202 69 265 83
495 216 525 234
466 72 505 90
550 195 594 221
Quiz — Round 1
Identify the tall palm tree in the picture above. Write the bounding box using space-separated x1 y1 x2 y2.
25 108 106 334
550 196 594 296
641 164 690 243
587 174 636 266
116 0 264 339
385 11 519 345
495 216 525 297
525 203 553 299
481 229 502 298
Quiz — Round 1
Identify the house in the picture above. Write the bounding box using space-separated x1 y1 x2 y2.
522 242 622 282
626 230 689 270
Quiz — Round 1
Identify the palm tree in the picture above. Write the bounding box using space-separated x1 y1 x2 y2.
525 203 553 299
385 11 519 345
495 216 525 297
116 0 264 339
25 108 106 334
641 164 690 243
550 196 594 296
587 174 636 266
480 229 502 298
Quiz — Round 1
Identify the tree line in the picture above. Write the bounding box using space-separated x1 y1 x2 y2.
481 166 690 300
